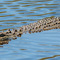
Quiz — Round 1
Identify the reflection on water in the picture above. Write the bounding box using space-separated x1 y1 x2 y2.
0 0 60 60
40 55 60 60
0 0 60 31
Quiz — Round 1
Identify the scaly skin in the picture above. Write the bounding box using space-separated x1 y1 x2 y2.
0 17 60 42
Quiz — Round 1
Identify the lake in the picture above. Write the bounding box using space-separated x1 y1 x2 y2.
0 0 60 60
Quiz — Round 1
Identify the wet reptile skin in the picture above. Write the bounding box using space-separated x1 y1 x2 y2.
0 17 60 41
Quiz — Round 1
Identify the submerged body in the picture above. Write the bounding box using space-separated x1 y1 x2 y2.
0 17 60 41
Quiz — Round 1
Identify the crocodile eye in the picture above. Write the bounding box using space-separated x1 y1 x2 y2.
0 33 6 37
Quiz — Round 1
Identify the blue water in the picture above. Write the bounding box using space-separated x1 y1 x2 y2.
0 0 60 60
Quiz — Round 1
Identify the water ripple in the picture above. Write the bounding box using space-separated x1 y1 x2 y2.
0 0 60 60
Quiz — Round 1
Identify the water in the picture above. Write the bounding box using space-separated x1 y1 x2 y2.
0 0 60 60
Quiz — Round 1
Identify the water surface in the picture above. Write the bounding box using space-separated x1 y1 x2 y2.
0 0 60 60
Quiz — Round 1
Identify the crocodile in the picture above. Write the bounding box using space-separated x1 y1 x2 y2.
0 17 60 45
